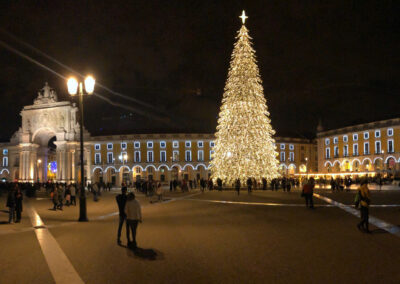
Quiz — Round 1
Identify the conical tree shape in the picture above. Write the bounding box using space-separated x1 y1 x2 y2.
210 21 279 185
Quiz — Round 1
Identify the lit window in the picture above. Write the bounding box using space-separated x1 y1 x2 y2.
198 141 204 148
147 151 154 162
95 153 101 164
173 150 179 161
343 145 348 156
107 143 113 150
173 141 179 148
353 144 358 156
3 156 8 167
185 150 192 161
289 152 294 161
387 128 394 137
160 151 166 162
210 150 215 160
198 150 204 161
375 141 381 153
364 132 369 139
280 144 285 150
134 141 140 149
334 146 339 157
134 151 141 162
185 141 191 148
325 139 330 145
375 130 381 138
135 167 141 173
210 141 215 148
160 141 166 148
147 141 153 148
289 144 294 150
364 142 369 154
353 134 358 141
107 152 114 163
280 152 285 161
343 135 348 143
333 137 338 144
325 148 330 159
121 142 127 150
94 144 100 151
119 152 127 162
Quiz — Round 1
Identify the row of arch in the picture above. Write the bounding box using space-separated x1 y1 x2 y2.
92 163 210 173
324 155 398 168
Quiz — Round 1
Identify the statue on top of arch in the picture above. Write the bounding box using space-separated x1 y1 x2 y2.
34 82 58 105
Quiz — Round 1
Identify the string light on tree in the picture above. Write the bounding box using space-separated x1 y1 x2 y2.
210 11 280 184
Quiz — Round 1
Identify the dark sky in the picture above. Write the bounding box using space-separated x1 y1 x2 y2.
0 0 399 142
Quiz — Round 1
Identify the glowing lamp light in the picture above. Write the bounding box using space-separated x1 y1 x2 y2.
37 159 42 164
227 151 232 158
84 75 95 94
67 77 79 95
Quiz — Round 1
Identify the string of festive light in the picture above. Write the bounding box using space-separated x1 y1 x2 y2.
210 11 280 184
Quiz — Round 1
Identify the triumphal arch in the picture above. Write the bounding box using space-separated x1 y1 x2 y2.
5 83 90 183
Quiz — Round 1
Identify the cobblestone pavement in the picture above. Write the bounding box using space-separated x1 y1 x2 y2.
0 188 400 283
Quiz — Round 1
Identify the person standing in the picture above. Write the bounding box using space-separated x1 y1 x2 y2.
246 177 252 194
156 182 163 202
6 187 16 224
70 184 76 206
15 186 23 223
116 187 128 245
125 193 142 249
302 178 315 209
235 179 241 195
356 179 371 233
57 184 64 210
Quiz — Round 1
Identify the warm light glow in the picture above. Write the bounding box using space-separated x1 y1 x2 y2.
37 159 42 164
84 75 95 94
210 21 279 184
67 77 79 95
239 10 248 24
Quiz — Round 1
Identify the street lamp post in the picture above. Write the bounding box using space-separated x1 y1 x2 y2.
380 150 385 191
67 75 95 222
305 157 309 180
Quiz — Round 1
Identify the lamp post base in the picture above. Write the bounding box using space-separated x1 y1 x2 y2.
78 195 89 222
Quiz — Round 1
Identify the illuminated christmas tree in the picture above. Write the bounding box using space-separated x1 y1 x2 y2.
210 11 279 184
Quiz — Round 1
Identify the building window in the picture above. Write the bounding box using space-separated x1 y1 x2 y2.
210 150 215 160
160 151 166 162
343 145 348 157
94 144 100 150
289 152 294 161
325 148 330 159
172 151 179 161
2 157 8 167
173 141 179 148
198 141 204 148
107 143 113 150
375 141 381 154
364 142 369 155
185 150 192 161
121 142 127 150
375 130 381 138
353 144 358 156
134 141 140 149
289 144 294 150
119 152 127 162
387 128 394 137
135 167 141 173
388 139 394 153
364 132 369 139
280 144 285 150
147 141 153 148
147 151 154 162
353 134 358 141
210 141 215 148
280 152 285 162
333 137 338 144
160 141 166 148
95 153 101 164
3 149 8 155
134 151 141 162
185 141 191 148
343 135 348 143
107 152 114 164
334 146 339 157
325 139 330 146
198 150 204 161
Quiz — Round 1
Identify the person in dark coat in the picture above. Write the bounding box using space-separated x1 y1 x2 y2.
235 179 241 195
116 186 128 245
15 186 23 223
6 187 16 224
246 178 253 193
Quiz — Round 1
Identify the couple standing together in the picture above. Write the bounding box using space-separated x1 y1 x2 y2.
116 187 142 249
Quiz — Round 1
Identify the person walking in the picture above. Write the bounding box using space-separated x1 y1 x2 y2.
70 184 76 206
6 187 16 224
57 185 64 210
200 178 206 193
356 179 371 233
302 178 315 209
235 179 241 195
156 182 163 202
116 186 128 245
246 177 252 194
125 193 142 249
15 186 23 223
64 186 71 206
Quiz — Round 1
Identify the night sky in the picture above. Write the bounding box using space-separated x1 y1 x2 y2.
0 1 399 142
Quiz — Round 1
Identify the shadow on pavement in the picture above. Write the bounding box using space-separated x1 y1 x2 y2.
371 228 388 234
0 221 10 225
122 245 164 261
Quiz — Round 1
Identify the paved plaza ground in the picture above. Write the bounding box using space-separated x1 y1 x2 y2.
1 186 400 283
